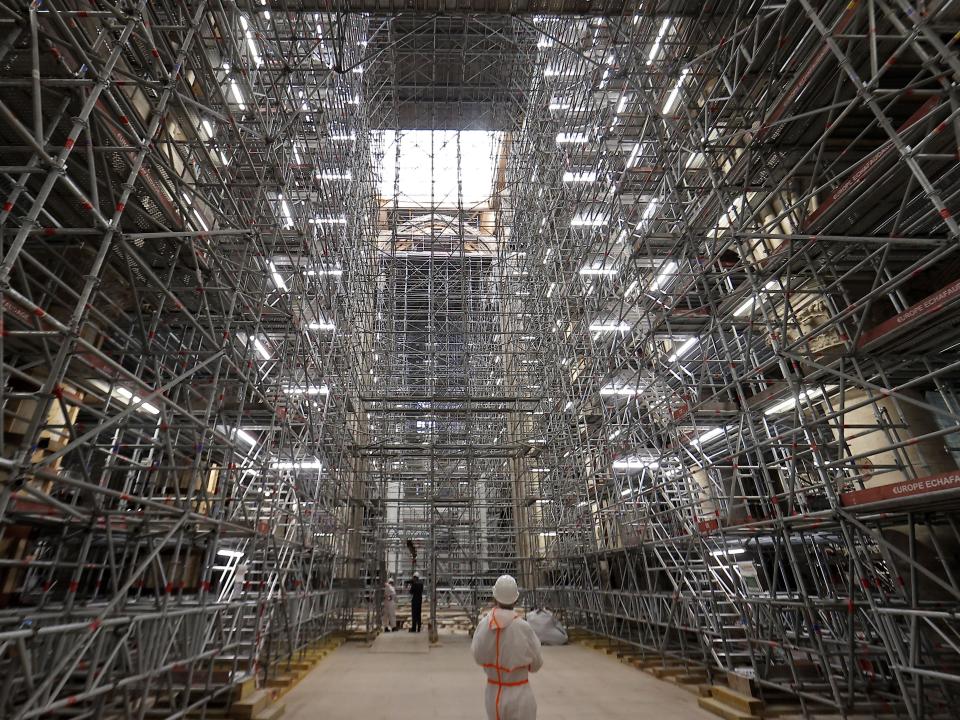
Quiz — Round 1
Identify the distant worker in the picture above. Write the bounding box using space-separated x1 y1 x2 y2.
409 571 424 633
382 578 397 632
471 575 543 720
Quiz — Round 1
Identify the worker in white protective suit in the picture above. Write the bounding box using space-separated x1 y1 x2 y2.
382 578 397 631
471 575 543 720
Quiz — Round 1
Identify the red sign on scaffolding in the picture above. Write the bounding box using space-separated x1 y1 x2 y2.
840 471 960 508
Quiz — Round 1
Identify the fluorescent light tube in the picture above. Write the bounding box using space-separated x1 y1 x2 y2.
590 323 629 333
667 336 699 362
278 195 293 229
734 280 779 316
662 68 690 114
240 16 262 67
563 171 597 183
271 459 323 469
600 386 637 396
650 259 677 292
690 426 726 447
647 18 671 65
711 548 746 557
94 382 160 415
764 386 835 416
253 338 271 360
613 457 659 470
283 385 330 396
234 428 257 447
269 262 288 292
230 79 246 110
579 266 617 276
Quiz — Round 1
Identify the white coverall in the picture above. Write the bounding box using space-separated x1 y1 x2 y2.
471 607 543 720
382 583 397 629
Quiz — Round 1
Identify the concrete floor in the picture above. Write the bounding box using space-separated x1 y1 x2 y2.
282 632 716 720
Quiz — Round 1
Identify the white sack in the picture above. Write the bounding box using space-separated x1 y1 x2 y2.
526 608 568 645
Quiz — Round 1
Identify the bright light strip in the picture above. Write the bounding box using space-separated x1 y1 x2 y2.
650 259 677 292
614 457 659 470
278 195 293 229
328 132 356 141
181 193 210 232
234 428 257 447
626 142 641 168
269 261 288 292
307 321 336 331
734 280 779 316
240 16 263 67
316 171 352 181
640 199 660 224
549 101 571 111
311 216 347 225
230 79 246 110
556 132 589 144
590 323 629 333
271 459 324 469
647 18 671 65
563 171 597 183
201 119 214 139
764 386 835 416
667 336 699 362
571 214 608 227
94 382 160 415
216 548 244 558
253 338 271 360
547 282 556 298
307 267 344 276
579 266 617 275
711 548 746 557
662 68 690 114
599 386 637 397
690 426 727 447
616 93 630 115
283 385 330 396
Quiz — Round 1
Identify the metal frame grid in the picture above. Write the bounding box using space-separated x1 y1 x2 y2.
0 4 376 717
1 1 960 719
500 3 960 719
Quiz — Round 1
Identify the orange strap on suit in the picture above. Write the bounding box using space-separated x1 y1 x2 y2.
488 678 529 687
485 612 531 719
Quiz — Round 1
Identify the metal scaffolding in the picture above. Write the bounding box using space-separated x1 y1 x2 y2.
1 1 960 718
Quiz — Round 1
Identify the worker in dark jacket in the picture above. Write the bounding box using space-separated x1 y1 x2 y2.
409 571 424 632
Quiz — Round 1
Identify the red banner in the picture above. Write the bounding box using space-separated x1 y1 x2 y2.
840 470 960 507
857 277 960 350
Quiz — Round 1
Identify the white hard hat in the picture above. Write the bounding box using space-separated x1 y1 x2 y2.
413 571 420 578
492 574 519 605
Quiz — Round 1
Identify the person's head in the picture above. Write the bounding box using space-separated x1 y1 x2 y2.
492 574 519 609
387 578 394 586
413 571 420 579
